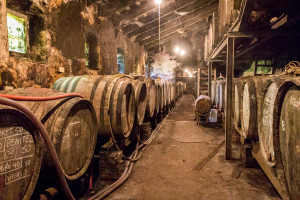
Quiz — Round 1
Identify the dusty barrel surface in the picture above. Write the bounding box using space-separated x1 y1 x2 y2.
161 80 167 109
53 75 136 149
142 78 157 120
241 76 268 141
155 80 163 113
195 95 212 114
0 88 97 186
259 77 282 163
278 79 300 200
132 79 147 125
233 79 244 129
0 108 42 200
170 82 176 103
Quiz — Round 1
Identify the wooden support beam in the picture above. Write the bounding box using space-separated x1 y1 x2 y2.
125 0 217 36
197 67 200 97
208 62 212 97
225 37 234 160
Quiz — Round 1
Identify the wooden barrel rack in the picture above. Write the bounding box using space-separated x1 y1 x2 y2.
233 75 300 200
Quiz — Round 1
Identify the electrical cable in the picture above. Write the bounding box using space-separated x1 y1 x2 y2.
0 96 76 200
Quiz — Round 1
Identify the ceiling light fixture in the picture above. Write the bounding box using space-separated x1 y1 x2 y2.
155 0 162 4
174 46 180 53
180 49 185 56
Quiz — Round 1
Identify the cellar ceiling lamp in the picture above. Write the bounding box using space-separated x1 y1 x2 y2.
174 46 180 53
185 69 189 73
155 0 162 5
180 49 185 56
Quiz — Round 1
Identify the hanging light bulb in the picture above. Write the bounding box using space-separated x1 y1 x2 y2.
155 0 162 4
180 49 185 56
185 69 189 73
174 46 180 53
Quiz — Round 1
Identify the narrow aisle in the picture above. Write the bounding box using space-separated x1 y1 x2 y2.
107 94 280 200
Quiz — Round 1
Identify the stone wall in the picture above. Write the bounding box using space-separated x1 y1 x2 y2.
0 0 146 89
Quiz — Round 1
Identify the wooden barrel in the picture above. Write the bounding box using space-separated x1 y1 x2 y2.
279 82 300 200
0 108 42 200
260 78 280 162
132 79 147 126
233 79 243 129
0 88 97 186
162 80 167 109
53 75 136 150
144 78 157 119
155 80 164 113
241 77 266 141
195 95 212 114
171 82 176 103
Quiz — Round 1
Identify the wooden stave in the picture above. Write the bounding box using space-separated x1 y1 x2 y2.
233 79 243 130
155 80 163 113
278 83 300 200
171 82 176 103
243 77 268 141
271 76 300 200
0 88 97 182
0 109 42 200
132 80 147 126
144 78 157 120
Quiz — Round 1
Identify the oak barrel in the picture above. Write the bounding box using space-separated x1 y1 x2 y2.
143 78 157 120
241 77 267 141
0 88 97 186
132 79 147 125
0 108 42 200
170 82 176 103
155 80 163 113
195 95 212 114
53 75 136 149
279 83 300 200
233 79 243 129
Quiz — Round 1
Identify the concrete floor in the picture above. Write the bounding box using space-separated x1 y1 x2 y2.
106 94 280 200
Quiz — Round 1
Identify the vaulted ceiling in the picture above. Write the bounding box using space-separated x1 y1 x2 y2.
94 0 218 55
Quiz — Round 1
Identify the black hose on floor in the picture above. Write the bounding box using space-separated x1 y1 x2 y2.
0 96 76 200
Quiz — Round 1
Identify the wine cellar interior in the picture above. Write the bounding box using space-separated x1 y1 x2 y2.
0 0 299 199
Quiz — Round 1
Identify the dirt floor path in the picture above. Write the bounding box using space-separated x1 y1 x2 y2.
106 94 280 200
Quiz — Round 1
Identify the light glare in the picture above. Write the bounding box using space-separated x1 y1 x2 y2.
155 0 162 4
174 46 180 53
180 49 185 56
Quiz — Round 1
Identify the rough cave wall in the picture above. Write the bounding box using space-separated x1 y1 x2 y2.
115 31 146 75
0 0 146 89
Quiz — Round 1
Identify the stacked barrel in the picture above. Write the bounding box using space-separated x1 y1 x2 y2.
0 88 97 199
233 75 300 200
0 74 184 199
